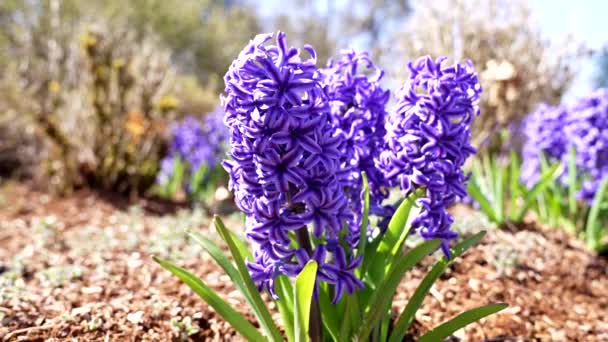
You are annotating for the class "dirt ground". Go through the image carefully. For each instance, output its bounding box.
[0,183,606,341]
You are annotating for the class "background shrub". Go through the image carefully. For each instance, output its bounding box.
[395,0,589,148]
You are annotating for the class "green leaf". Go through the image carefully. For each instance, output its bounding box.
[294,261,318,342]
[188,230,248,293]
[190,164,208,197]
[384,191,421,253]
[228,229,253,260]
[339,295,352,339]
[188,231,271,334]
[467,178,499,223]
[493,158,505,222]
[357,172,370,259]
[586,176,608,251]
[417,303,508,342]
[480,154,494,196]
[357,239,442,340]
[337,292,361,339]
[508,151,522,220]
[167,156,185,197]
[317,283,340,341]
[370,190,422,282]
[153,257,265,341]
[389,232,486,342]
[471,158,489,195]
[275,275,295,342]
[567,146,578,217]
[213,216,283,342]
[514,163,561,222]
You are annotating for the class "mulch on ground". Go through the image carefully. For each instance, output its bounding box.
[0,183,606,341]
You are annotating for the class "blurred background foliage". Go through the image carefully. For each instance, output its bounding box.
[0,0,602,197]
[396,0,590,148]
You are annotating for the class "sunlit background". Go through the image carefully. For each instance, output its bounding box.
[1,0,607,195]
[2,1,608,340]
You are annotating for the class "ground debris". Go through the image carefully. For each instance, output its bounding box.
[1,184,607,341]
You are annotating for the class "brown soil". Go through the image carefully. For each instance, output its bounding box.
[0,183,606,341]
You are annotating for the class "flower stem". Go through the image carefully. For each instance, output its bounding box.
[295,227,323,342]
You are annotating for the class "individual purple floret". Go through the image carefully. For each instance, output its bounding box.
[376,56,482,256]
[221,31,362,301]
[321,49,393,239]
[522,89,608,202]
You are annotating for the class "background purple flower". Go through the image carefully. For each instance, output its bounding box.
[522,89,608,202]
[157,109,228,191]
[520,104,569,188]
[376,56,482,256]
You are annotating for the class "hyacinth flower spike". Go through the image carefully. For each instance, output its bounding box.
[377,55,481,257]
[155,33,507,342]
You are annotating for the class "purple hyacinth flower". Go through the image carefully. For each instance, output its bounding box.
[376,56,482,257]
[222,31,358,297]
[157,109,228,192]
[321,49,393,237]
[522,89,608,203]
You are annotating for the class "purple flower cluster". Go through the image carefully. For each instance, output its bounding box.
[376,56,482,256]
[157,110,227,187]
[321,50,393,233]
[522,89,608,202]
[221,32,362,302]
[520,104,569,188]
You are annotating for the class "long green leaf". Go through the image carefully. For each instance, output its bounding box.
[567,146,578,217]
[339,295,352,338]
[417,303,508,342]
[480,155,493,196]
[357,239,441,340]
[188,231,251,298]
[357,172,370,258]
[467,179,498,223]
[586,177,608,251]
[370,190,421,282]
[381,195,416,253]
[229,229,253,260]
[153,257,265,341]
[515,163,561,222]
[294,261,318,342]
[275,276,295,342]
[493,158,505,222]
[188,230,274,338]
[338,292,361,339]
[317,283,340,341]
[190,164,208,198]
[214,216,283,342]
[508,151,522,221]
[388,232,486,342]
[537,154,563,224]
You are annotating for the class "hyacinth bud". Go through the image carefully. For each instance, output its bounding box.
[221,32,362,302]
[376,56,482,256]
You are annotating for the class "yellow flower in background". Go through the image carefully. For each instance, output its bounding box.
[125,110,146,145]
[79,31,97,49]
[48,81,61,94]
[112,58,126,69]
[156,95,178,111]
